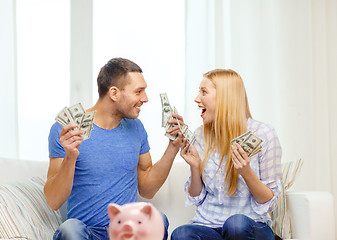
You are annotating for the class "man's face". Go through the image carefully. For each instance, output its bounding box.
[117,72,148,119]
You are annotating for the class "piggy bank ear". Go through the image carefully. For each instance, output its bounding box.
[140,204,153,219]
[108,203,121,220]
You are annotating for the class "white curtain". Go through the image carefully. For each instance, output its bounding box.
[185,0,337,233]
[0,0,18,159]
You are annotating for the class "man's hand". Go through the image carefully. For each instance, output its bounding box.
[166,113,185,149]
[59,123,84,160]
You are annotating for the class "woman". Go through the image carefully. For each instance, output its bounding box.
[171,69,282,240]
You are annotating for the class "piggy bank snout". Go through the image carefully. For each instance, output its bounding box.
[121,222,134,232]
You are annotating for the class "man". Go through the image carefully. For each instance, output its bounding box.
[44,58,183,240]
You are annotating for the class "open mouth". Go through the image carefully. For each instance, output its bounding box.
[200,106,206,117]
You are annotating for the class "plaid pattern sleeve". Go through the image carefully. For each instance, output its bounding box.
[251,121,283,215]
[185,126,207,207]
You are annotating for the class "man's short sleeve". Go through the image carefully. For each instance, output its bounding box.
[136,119,150,155]
[48,122,66,158]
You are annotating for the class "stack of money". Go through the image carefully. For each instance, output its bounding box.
[55,103,96,140]
[160,93,196,146]
[231,131,263,157]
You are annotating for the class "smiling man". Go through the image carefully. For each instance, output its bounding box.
[44,58,183,240]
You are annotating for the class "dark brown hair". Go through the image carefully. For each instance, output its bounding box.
[97,58,143,97]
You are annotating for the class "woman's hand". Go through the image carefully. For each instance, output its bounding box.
[180,138,200,170]
[231,143,251,176]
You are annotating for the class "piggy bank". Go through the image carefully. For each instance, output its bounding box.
[108,202,164,240]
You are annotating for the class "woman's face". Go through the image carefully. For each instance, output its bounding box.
[194,78,217,124]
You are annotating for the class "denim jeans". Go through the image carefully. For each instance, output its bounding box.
[171,214,275,240]
[54,213,169,240]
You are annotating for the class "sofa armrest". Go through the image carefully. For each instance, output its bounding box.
[286,191,336,240]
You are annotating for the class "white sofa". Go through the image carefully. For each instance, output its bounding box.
[0,157,336,240]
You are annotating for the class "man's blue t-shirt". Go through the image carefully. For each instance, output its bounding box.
[48,118,150,227]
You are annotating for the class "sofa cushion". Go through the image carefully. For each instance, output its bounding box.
[271,158,303,239]
[0,177,62,240]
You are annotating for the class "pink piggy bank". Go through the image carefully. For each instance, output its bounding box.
[108,202,164,240]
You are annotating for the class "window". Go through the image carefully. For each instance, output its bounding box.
[16,0,70,161]
[4,0,185,162]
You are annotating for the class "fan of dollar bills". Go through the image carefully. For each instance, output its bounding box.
[55,103,96,140]
[231,131,263,157]
[160,93,196,146]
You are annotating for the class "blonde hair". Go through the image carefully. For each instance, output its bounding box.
[200,69,252,195]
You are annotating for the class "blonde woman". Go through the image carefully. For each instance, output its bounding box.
[171,69,282,240]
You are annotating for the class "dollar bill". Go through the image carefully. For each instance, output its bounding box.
[164,107,178,141]
[181,125,196,146]
[244,133,263,156]
[55,107,74,126]
[160,93,173,127]
[231,131,251,146]
[161,94,179,140]
[68,102,86,126]
[180,124,196,152]
[79,111,96,140]
[249,145,262,157]
[231,131,263,157]
[55,103,95,140]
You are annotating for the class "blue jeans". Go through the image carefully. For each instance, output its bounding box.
[54,213,169,240]
[171,214,275,240]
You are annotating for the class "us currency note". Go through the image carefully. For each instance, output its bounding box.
[181,125,196,146]
[231,131,263,157]
[160,93,178,140]
[55,107,74,126]
[68,102,86,126]
[231,131,251,146]
[180,124,196,152]
[249,145,262,157]
[244,133,263,156]
[164,107,178,141]
[79,111,96,140]
[160,93,173,127]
